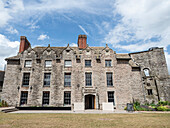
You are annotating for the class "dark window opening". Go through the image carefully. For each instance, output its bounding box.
[42,91,50,105]
[56,59,61,63]
[76,59,81,63]
[22,73,30,87]
[148,89,153,95]
[108,91,115,105]
[64,92,71,105]
[20,91,28,105]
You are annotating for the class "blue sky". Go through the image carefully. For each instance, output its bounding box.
[0,0,170,73]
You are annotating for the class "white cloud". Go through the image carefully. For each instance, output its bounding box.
[6,26,18,34]
[70,43,77,47]
[78,25,89,36]
[0,0,24,27]
[165,52,170,74]
[104,0,170,73]
[38,34,49,40]
[0,34,20,70]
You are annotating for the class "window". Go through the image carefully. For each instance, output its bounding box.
[108,92,115,105]
[56,59,61,63]
[64,73,71,86]
[45,60,52,67]
[147,89,153,95]
[44,73,51,86]
[85,72,92,86]
[65,60,72,67]
[85,60,91,67]
[20,91,28,105]
[76,59,81,63]
[42,91,50,105]
[107,73,113,86]
[144,68,150,76]
[105,60,112,67]
[64,92,71,105]
[22,73,30,86]
[25,60,32,67]
[0,81,3,92]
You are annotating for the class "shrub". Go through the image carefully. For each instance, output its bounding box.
[124,106,127,110]
[0,100,8,107]
[157,105,168,111]
[158,101,169,106]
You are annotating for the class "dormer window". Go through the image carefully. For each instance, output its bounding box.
[45,60,52,67]
[25,60,32,67]
[144,68,150,76]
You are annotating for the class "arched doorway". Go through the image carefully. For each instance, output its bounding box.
[85,95,95,109]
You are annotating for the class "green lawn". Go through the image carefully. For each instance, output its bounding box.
[0,112,170,128]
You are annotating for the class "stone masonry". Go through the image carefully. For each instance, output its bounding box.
[1,35,170,110]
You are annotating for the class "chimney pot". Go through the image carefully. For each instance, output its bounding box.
[19,36,31,53]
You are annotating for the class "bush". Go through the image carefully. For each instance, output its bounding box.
[0,100,8,107]
[156,105,168,111]
[158,101,169,106]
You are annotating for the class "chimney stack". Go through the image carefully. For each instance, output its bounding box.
[19,36,31,53]
[78,35,87,49]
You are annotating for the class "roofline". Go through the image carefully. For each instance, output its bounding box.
[129,47,164,55]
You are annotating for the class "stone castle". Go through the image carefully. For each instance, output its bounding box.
[1,35,170,110]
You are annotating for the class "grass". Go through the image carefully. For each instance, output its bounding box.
[0,112,170,128]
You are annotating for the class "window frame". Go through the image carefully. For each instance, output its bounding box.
[64,73,71,87]
[64,91,71,105]
[25,60,32,67]
[44,73,51,86]
[105,60,112,67]
[42,91,50,105]
[108,91,115,105]
[22,73,30,87]
[20,91,28,105]
[45,60,52,68]
[85,60,92,67]
[106,72,113,86]
[144,68,150,76]
[64,60,72,67]
[85,72,92,86]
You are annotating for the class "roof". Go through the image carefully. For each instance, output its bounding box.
[129,60,140,68]
[116,54,131,60]
[5,55,20,61]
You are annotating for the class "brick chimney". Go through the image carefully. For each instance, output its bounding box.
[78,35,87,49]
[19,36,31,53]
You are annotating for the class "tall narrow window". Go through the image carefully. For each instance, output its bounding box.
[147,89,153,95]
[64,92,71,105]
[22,73,30,87]
[106,73,113,86]
[20,91,28,105]
[85,60,91,67]
[108,91,115,105]
[105,60,112,67]
[42,91,50,105]
[44,73,51,86]
[25,60,32,67]
[64,73,71,87]
[65,60,72,67]
[85,72,92,86]
[144,68,150,76]
[45,60,52,67]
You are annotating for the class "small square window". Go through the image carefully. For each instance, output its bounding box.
[45,60,52,67]
[25,60,32,67]
[147,89,153,95]
[56,59,61,63]
[76,59,81,63]
[65,60,72,67]
[105,60,112,67]
[85,60,91,67]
